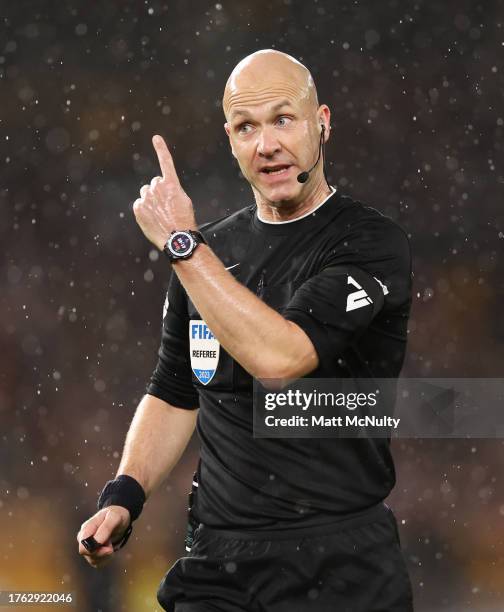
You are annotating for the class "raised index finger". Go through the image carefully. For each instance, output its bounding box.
[152,135,177,180]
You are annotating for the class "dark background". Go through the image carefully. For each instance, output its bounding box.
[1,1,503,610]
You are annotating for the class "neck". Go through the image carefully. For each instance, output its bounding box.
[254,176,333,223]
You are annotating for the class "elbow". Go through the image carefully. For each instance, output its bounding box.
[253,353,319,391]
[254,363,294,389]
[247,321,319,388]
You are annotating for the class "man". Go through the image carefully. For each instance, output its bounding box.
[77,49,414,611]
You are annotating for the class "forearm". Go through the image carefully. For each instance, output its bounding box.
[131,135,316,380]
[116,394,198,498]
[173,245,318,379]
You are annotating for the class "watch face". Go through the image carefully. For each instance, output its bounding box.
[167,231,194,257]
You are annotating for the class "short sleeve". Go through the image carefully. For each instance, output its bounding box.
[283,265,387,367]
[146,274,199,409]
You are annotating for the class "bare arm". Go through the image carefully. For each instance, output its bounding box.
[116,393,198,498]
[77,394,196,567]
[173,247,318,380]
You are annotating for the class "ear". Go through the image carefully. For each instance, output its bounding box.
[224,122,237,159]
[317,105,331,143]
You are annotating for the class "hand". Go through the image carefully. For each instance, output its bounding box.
[77,505,131,569]
[132,135,197,251]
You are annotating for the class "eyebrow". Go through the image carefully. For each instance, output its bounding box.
[230,100,293,121]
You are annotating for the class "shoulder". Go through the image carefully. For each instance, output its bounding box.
[333,193,411,264]
[324,193,412,306]
[198,204,255,238]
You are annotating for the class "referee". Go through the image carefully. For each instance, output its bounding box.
[77,49,414,611]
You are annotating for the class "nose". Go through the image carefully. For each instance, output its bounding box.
[257,127,281,158]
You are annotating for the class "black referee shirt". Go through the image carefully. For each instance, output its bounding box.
[146,188,412,529]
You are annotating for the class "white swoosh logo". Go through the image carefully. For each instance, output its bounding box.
[225,263,240,271]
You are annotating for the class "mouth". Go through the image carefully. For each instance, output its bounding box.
[259,164,292,180]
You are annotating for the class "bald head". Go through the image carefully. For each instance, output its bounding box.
[221,49,331,210]
[223,49,319,120]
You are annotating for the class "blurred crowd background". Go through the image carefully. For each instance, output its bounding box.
[1,0,503,610]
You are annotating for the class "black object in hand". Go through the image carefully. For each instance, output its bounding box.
[81,536,102,553]
[81,523,133,553]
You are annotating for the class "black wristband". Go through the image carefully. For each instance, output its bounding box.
[97,474,146,522]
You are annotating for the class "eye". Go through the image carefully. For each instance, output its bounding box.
[277,116,292,127]
[237,123,253,134]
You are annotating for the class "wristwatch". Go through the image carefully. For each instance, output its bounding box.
[163,230,206,262]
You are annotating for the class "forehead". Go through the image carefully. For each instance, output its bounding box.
[225,83,310,122]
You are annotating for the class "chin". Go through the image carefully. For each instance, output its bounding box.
[261,181,302,204]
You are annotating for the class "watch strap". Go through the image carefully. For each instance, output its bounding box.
[190,230,206,244]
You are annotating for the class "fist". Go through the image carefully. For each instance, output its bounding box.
[77,505,131,569]
[133,135,197,251]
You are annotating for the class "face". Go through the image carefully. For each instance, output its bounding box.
[224,92,325,205]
